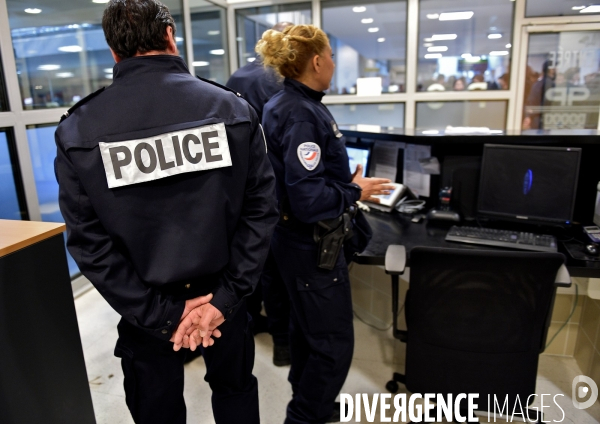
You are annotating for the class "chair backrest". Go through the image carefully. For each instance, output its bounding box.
[404,246,565,412]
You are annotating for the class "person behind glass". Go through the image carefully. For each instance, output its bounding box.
[226,21,294,367]
[257,25,393,424]
[54,1,278,423]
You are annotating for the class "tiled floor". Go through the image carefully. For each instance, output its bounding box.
[76,287,600,424]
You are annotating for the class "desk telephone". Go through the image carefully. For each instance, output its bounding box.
[366,183,419,213]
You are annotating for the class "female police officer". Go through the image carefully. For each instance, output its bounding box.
[257,25,392,424]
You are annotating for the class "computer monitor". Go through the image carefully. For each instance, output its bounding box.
[477,144,581,225]
[346,144,371,177]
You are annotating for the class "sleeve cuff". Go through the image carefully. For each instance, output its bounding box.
[211,286,240,319]
[150,299,186,341]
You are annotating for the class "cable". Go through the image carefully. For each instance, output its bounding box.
[395,198,426,214]
[545,283,578,349]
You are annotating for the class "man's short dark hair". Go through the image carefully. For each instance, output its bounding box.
[102,0,176,59]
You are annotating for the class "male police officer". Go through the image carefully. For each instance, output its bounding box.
[55,1,278,423]
[226,21,293,367]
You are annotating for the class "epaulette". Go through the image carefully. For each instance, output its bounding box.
[196,75,243,99]
[60,87,106,122]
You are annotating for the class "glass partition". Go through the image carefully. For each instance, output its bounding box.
[417,0,514,92]
[235,3,312,68]
[416,100,507,131]
[190,0,229,84]
[526,1,600,18]
[328,102,404,127]
[322,0,407,94]
[0,129,26,220]
[7,0,185,109]
[522,31,600,130]
[27,124,79,277]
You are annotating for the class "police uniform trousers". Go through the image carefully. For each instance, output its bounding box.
[271,226,354,424]
[114,287,259,424]
[261,249,291,347]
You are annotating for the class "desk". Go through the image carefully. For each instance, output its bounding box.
[0,220,95,424]
[354,209,600,279]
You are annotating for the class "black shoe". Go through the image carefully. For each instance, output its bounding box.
[327,402,347,423]
[252,315,269,335]
[273,344,291,366]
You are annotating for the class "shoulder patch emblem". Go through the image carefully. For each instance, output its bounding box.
[297,142,321,171]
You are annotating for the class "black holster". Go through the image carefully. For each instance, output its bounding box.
[313,208,356,270]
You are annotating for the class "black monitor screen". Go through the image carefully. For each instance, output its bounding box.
[477,144,581,225]
[346,145,371,177]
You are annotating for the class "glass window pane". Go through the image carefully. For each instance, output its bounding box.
[0,129,25,220]
[418,0,514,92]
[27,124,79,277]
[190,1,229,85]
[416,101,507,131]
[526,1,600,18]
[522,31,600,130]
[7,0,185,110]
[329,103,404,127]
[322,0,407,94]
[235,3,312,68]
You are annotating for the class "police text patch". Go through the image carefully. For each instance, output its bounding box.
[297,142,321,171]
[99,123,232,188]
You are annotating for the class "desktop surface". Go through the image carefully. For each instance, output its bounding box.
[354,209,600,279]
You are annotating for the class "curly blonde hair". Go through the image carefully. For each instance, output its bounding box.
[255,24,329,79]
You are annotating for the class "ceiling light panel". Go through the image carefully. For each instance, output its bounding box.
[439,11,474,21]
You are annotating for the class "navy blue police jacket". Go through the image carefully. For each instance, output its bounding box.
[262,78,361,228]
[226,57,282,122]
[55,55,278,340]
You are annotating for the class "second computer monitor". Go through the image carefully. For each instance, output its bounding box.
[346,144,371,177]
[477,144,581,225]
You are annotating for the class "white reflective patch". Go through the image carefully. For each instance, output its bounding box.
[297,142,321,171]
[331,121,343,138]
[99,123,232,188]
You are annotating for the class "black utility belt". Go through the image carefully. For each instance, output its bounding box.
[280,206,357,271]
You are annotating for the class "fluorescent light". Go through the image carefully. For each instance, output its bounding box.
[488,33,502,39]
[506,43,512,48]
[461,53,472,58]
[426,13,439,19]
[193,61,210,67]
[378,38,385,43]
[431,34,457,41]
[490,51,509,56]
[465,56,481,62]
[439,11,474,21]
[208,30,220,35]
[422,130,440,135]
[38,64,60,71]
[175,37,183,42]
[580,5,600,13]
[423,43,434,47]
[427,46,448,52]
[104,68,113,73]
[209,49,225,55]
[352,6,366,13]
[24,8,42,13]
[58,45,82,52]
[424,53,442,59]
[361,18,374,24]
[368,27,379,33]
[105,74,113,79]
[424,38,434,42]
[56,72,74,78]
[92,0,109,3]
[572,6,586,10]
[247,57,256,62]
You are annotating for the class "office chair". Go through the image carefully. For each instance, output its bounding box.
[384,246,567,423]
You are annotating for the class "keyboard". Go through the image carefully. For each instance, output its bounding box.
[445,226,558,253]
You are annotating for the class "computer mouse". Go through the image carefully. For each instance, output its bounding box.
[585,243,600,256]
